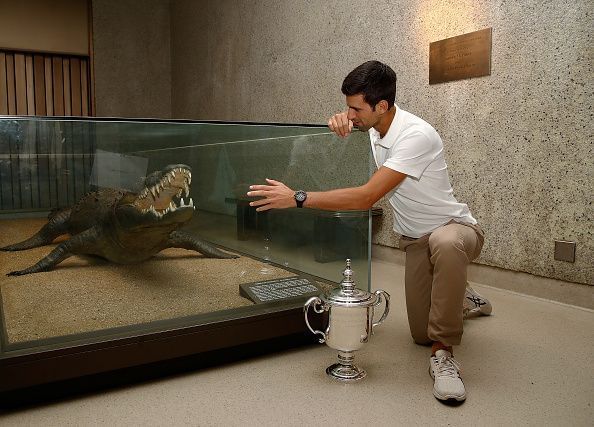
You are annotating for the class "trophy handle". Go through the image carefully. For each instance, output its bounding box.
[372,290,390,328]
[304,296,327,343]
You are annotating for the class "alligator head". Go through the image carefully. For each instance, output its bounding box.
[115,164,195,231]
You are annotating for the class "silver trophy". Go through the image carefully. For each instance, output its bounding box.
[304,259,390,381]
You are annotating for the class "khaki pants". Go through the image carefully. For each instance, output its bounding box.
[399,221,484,347]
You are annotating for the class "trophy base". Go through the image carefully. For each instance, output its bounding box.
[326,363,367,382]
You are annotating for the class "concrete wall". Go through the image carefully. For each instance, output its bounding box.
[168,0,593,286]
[92,0,172,118]
[92,0,593,286]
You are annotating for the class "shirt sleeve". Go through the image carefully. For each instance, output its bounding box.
[382,129,440,179]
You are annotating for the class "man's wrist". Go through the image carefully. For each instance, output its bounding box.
[294,190,307,208]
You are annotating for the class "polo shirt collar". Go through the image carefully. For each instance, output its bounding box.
[372,105,401,149]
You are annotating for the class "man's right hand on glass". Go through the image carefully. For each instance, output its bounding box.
[327,112,353,137]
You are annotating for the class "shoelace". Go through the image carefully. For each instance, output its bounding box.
[466,295,487,308]
[466,287,486,305]
[434,354,461,378]
[463,289,487,315]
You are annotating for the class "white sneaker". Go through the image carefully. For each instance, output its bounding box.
[463,286,493,318]
[429,350,466,402]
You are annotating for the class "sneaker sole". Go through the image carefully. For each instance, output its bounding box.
[429,366,467,402]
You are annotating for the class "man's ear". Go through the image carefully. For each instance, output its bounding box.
[376,100,389,114]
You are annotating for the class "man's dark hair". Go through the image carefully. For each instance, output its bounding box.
[341,60,397,109]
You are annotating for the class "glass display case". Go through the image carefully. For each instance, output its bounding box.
[0,117,374,392]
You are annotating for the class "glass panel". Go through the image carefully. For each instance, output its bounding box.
[0,117,373,357]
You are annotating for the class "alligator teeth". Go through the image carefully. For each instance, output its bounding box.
[169,201,176,211]
[149,206,158,216]
[189,198,194,207]
[188,172,191,185]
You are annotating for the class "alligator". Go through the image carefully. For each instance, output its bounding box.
[2,164,237,276]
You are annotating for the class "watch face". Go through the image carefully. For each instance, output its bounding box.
[295,190,307,202]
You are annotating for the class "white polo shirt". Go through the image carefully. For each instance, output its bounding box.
[369,106,476,238]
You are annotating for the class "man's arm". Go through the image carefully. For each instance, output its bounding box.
[247,166,406,212]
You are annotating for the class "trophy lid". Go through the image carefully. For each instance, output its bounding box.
[323,259,378,306]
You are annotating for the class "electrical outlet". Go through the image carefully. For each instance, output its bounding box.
[554,240,576,263]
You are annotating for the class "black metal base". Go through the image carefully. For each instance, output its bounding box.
[0,305,327,399]
[0,331,317,411]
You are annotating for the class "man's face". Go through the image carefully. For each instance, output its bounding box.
[346,94,380,132]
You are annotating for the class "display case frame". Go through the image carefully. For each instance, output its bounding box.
[0,116,374,393]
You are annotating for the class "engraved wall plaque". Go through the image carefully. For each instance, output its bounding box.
[429,28,492,84]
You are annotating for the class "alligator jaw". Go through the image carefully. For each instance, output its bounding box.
[133,166,194,219]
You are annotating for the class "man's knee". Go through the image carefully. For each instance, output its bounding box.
[429,225,458,245]
[429,225,468,258]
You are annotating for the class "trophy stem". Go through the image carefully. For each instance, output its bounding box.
[326,350,366,382]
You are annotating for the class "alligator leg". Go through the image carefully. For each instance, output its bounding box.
[1,208,72,251]
[167,230,238,259]
[7,227,99,276]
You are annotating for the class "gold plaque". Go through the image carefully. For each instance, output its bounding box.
[429,28,492,84]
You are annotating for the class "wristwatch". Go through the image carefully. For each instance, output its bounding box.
[294,190,307,208]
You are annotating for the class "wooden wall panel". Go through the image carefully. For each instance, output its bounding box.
[5,54,16,114]
[0,50,91,117]
[62,58,71,115]
[52,56,64,115]
[44,56,53,115]
[25,55,35,115]
[70,58,81,116]
[80,59,88,116]
[33,55,46,115]
[0,53,7,115]
[14,53,27,115]
[0,50,94,212]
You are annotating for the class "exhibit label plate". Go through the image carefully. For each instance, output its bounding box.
[239,276,322,304]
[429,28,492,84]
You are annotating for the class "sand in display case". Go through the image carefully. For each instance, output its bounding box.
[0,117,374,391]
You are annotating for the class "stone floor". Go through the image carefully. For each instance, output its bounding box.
[1,258,592,426]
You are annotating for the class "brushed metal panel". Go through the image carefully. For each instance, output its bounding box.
[554,240,576,263]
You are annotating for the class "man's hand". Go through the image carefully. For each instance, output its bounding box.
[328,112,353,137]
[247,179,296,212]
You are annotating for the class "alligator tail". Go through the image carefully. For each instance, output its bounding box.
[1,208,72,251]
